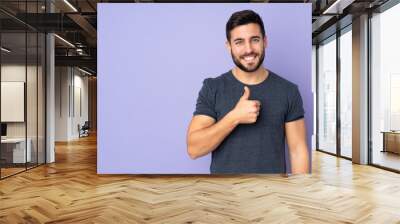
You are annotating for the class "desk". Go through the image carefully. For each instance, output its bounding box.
[381,131,400,154]
[1,138,31,163]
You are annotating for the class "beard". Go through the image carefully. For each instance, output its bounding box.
[231,49,265,73]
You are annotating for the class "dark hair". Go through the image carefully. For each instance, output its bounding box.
[226,10,265,41]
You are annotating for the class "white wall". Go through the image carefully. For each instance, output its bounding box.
[72,72,89,138]
[55,66,69,141]
[1,65,26,132]
[1,63,46,164]
[312,45,316,150]
[55,67,89,141]
[1,64,40,137]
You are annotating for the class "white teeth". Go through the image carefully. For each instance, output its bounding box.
[244,56,255,61]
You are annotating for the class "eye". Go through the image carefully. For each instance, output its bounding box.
[252,38,260,43]
[235,40,243,45]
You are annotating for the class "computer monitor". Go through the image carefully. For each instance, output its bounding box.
[1,123,7,137]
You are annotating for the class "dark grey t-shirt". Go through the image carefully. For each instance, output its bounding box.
[193,70,304,174]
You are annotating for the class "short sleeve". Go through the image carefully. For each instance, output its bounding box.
[193,78,217,120]
[285,86,305,122]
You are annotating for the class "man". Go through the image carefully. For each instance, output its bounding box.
[186,10,309,174]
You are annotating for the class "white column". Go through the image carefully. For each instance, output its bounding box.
[352,14,369,164]
[46,1,55,163]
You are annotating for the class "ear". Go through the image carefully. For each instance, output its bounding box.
[263,36,268,49]
[225,40,231,52]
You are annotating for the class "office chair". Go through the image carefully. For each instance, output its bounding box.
[79,121,90,138]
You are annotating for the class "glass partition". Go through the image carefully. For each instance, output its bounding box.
[317,35,337,155]
[0,1,46,179]
[27,31,38,169]
[1,31,28,177]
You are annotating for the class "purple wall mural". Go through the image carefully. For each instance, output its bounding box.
[98,3,312,174]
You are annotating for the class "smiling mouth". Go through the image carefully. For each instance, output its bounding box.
[242,54,257,63]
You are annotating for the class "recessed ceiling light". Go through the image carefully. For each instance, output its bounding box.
[322,0,354,15]
[63,0,78,12]
[54,34,75,48]
[78,67,93,76]
[1,47,11,53]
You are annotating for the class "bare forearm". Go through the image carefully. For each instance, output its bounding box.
[290,143,309,174]
[187,112,238,159]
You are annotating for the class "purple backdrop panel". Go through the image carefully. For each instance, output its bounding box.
[98,3,312,174]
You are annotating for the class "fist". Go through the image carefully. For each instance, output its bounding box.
[231,86,261,124]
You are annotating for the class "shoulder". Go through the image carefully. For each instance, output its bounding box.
[202,71,231,90]
[268,71,299,90]
[268,71,302,101]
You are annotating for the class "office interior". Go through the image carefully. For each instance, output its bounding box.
[0,0,399,222]
[0,0,97,179]
[313,0,400,172]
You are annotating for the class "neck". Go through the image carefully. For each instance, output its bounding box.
[232,66,269,85]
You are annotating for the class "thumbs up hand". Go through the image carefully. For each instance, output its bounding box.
[231,86,261,124]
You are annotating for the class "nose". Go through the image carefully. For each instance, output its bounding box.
[244,41,254,54]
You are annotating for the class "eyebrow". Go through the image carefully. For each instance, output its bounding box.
[233,38,244,42]
[233,36,261,42]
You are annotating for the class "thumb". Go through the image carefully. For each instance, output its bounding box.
[241,86,250,100]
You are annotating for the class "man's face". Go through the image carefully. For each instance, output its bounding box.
[226,23,267,73]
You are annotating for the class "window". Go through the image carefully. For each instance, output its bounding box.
[339,27,352,158]
[318,35,337,154]
[371,2,400,171]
